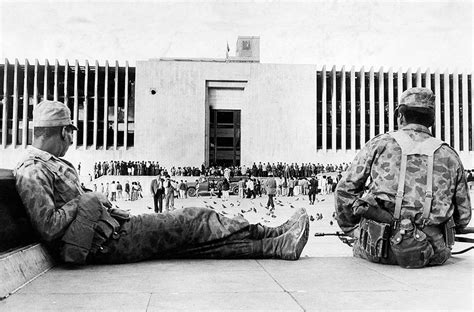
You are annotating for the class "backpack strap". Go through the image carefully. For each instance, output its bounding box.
[389,131,445,224]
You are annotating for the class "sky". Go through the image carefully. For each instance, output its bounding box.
[0,0,472,71]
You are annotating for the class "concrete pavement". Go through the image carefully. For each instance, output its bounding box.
[1,193,473,311]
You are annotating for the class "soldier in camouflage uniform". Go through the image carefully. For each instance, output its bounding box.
[335,87,471,267]
[14,100,310,264]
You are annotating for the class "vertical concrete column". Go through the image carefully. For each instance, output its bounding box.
[461,73,468,151]
[2,59,9,148]
[54,60,59,101]
[416,68,422,87]
[93,61,99,149]
[434,70,441,139]
[44,59,49,100]
[369,67,375,139]
[64,60,69,108]
[315,66,318,150]
[22,59,29,148]
[124,61,129,149]
[12,59,19,147]
[322,66,327,152]
[73,60,79,149]
[341,66,346,151]
[471,72,474,151]
[350,67,356,151]
[397,68,403,103]
[104,61,109,149]
[33,60,39,106]
[452,71,460,151]
[378,67,384,134]
[425,69,431,90]
[406,68,412,89]
[83,61,89,149]
[388,68,394,132]
[331,66,337,150]
[359,67,366,146]
[114,61,119,150]
[443,70,451,146]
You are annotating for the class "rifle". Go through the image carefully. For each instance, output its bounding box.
[314,227,474,254]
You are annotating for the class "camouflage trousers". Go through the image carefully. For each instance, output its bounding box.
[89,207,261,264]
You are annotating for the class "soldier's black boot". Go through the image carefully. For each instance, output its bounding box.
[251,208,308,239]
[259,212,310,260]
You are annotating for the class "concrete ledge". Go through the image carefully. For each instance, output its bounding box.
[0,244,55,300]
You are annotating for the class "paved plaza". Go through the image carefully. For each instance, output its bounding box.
[1,192,473,311]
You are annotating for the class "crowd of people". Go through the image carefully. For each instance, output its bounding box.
[93,160,350,179]
[91,180,144,202]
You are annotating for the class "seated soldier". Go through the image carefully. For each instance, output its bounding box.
[335,88,471,268]
[14,100,310,265]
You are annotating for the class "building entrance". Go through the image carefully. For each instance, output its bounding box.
[209,109,241,167]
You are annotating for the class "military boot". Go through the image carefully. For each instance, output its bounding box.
[260,212,310,260]
[251,208,307,239]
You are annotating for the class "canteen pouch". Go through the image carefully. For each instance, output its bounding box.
[359,218,391,259]
[390,219,434,269]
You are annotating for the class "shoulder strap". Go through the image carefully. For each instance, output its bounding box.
[389,131,445,222]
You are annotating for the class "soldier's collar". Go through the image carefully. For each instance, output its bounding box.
[400,123,432,135]
[27,146,55,161]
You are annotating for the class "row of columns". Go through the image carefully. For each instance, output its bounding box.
[1,58,130,150]
[317,66,473,152]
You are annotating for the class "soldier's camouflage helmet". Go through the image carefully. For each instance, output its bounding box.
[396,87,435,113]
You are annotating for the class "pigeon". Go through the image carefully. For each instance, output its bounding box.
[271,214,277,218]
[290,205,295,209]
[222,204,227,209]
[221,210,228,215]
[237,213,245,218]
[264,219,271,223]
[330,220,334,226]
[260,203,264,207]
[230,203,234,207]
[203,201,208,204]
[147,206,152,210]
[295,198,299,201]
[253,207,257,213]
[213,201,218,204]
[310,215,315,222]
[241,209,246,213]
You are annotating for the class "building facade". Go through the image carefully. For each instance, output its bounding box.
[1,38,473,171]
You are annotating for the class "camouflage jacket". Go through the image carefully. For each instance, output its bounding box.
[335,124,471,234]
[14,147,84,243]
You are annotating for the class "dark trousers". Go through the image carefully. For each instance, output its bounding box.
[288,187,294,197]
[267,194,275,208]
[153,192,163,213]
[90,207,264,263]
[308,190,316,203]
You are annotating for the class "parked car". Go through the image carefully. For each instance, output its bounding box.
[185,176,246,197]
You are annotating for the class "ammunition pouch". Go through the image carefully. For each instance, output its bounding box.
[390,219,434,269]
[443,217,455,248]
[359,218,391,259]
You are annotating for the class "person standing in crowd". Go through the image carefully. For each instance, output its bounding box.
[110,181,117,201]
[209,179,216,198]
[194,179,200,198]
[238,178,246,199]
[335,87,471,268]
[288,177,295,197]
[222,178,230,201]
[105,182,110,200]
[164,175,175,212]
[150,175,164,213]
[116,181,123,200]
[179,180,187,199]
[246,178,254,199]
[265,172,277,209]
[124,181,130,201]
[308,174,318,205]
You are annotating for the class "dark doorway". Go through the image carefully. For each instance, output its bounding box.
[209,109,241,167]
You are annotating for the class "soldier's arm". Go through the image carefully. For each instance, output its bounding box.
[335,140,377,234]
[452,165,472,230]
[15,163,79,242]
